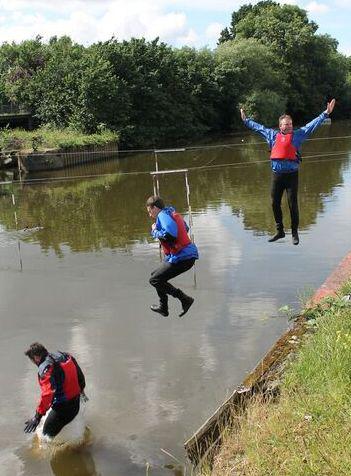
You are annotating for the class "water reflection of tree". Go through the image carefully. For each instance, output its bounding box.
[0,133,349,253]
[0,173,155,254]
[189,139,350,234]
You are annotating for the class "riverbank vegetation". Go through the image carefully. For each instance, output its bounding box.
[0,1,350,148]
[0,126,118,153]
[205,283,351,475]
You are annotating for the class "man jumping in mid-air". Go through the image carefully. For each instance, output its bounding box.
[146,195,198,317]
[241,98,336,245]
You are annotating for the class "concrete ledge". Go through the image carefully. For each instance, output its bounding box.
[22,142,119,172]
[310,252,351,303]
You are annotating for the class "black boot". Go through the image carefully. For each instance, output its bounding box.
[150,297,169,317]
[175,289,194,317]
[292,230,299,245]
[268,224,285,242]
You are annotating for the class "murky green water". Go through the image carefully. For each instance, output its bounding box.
[0,120,351,475]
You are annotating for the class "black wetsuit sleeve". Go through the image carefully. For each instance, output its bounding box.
[72,357,86,391]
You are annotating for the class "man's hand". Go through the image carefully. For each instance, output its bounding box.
[151,223,156,231]
[24,413,41,433]
[240,108,246,121]
[325,98,336,115]
[81,391,89,403]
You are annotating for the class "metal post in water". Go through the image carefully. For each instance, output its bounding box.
[153,148,186,196]
[11,193,23,272]
[184,172,193,239]
[152,172,162,262]
[184,171,196,287]
[17,153,22,183]
[153,150,160,195]
[152,174,157,197]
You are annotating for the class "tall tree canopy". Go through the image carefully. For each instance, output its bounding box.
[218,0,349,121]
[0,3,349,147]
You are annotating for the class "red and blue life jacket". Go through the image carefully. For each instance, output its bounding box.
[37,352,83,415]
[270,133,298,160]
[160,212,191,256]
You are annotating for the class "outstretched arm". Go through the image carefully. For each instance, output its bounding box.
[325,98,336,115]
[240,107,275,146]
[298,98,336,139]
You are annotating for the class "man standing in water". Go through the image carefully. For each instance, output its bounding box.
[24,342,86,437]
[240,98,336,245]
[146,195,198,317]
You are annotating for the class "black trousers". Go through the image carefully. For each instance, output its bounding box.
[150,258,195,302]
[271,171,299,232]
[43,396,80,437]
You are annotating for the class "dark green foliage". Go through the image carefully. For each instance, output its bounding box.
[218,0,350,122]
[0,2,349,148]
[96,39,219,146]
[214,38,286,129]
[241,90,287,126]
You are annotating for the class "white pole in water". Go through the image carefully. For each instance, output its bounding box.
[184,171,196,287]
[153,148,185,197]
[153,151,160,196]
[152,174,157,197]
[152,149,185,262]
[11,193,23,271]
[151,162,161,260]
[184,172,193,239]
[17,153,22,183]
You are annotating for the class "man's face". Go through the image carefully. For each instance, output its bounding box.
[279,118,293,134]
[31,355,41,366]
[147,205,159,219]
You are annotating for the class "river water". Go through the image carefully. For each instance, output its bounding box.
[0,120,351,475]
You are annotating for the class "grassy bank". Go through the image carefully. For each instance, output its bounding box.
[0,126,118,153]
[206,281,351,476]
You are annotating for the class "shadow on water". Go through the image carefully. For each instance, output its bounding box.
[50,447,98,476]
[15,439,188,476]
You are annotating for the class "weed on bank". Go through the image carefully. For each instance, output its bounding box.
[207,287,351,475]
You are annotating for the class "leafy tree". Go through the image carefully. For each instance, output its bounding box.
[67,47,122,133]
[100,38,219,146]
[219,1,317,47]
[341,56,351,117]
[31,37,84,126]
[97,37,177,146]
[172,47,220,135]
[218,1,349,121]
[0,12,348,149]
[218,2,268,44]
[240,90,287,125]
[214,38,285,129]
[0,36,46,108]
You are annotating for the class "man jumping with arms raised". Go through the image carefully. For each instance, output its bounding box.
[241,98,336,245]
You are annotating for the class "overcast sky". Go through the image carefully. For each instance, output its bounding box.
[0,0,349,56]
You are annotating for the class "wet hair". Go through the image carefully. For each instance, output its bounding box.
[146,195,165,209]
[24,342,48,360]
[279,114,293,125]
